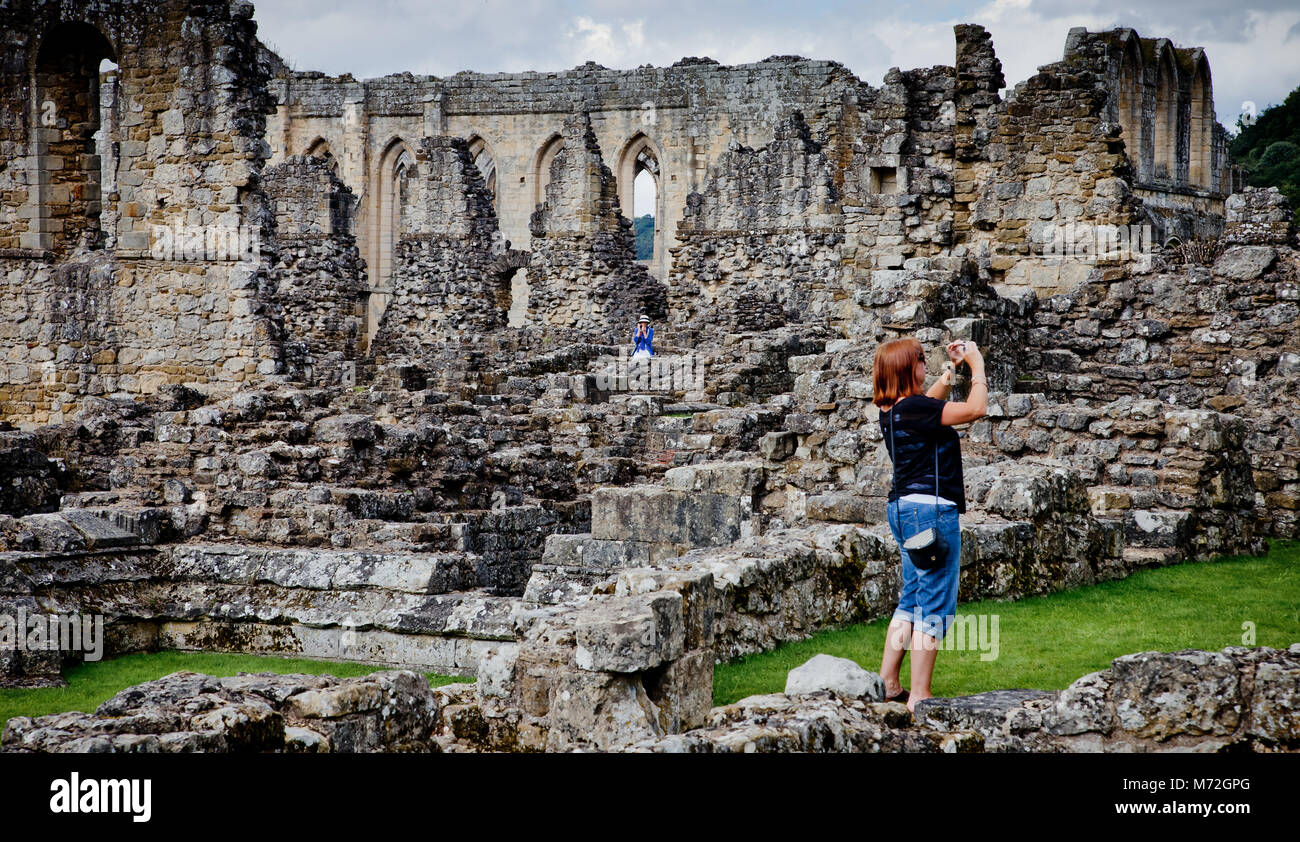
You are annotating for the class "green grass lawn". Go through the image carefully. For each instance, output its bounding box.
[0,651,471,733]
[713,540,1300,706]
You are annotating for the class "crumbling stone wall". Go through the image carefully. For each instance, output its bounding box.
[3,669,452,752]
[957,28,1145,295]
[0,0,287,425]
[1226,187,1295,246]
[264,155,367,385]
[527,114,667,333]
[266,56,862,308]
[670,112,843,333]
[8,641,1296,752]
[0,0,273,257]
[1014,224,1298,537]
[370,137,532,359]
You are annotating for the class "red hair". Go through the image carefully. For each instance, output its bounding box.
[872,338,924,409]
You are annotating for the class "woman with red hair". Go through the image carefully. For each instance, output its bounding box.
[873,337,987,712]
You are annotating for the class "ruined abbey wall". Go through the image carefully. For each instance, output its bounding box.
[0,3,1247,426]
[266,23,1238,347]
[2,2,1297,754]
[0,0,285,423]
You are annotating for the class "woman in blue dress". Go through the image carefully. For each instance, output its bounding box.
[632,315,654,359]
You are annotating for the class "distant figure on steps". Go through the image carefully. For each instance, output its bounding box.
[632,315,654,359]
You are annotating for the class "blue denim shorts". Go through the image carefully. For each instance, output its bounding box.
[887,497,962,640]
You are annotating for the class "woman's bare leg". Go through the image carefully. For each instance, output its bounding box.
[880,617,912,697]
[906,630,941,712]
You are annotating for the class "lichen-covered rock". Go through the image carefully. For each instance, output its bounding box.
[1,670,446,754]
[785,654,886,701]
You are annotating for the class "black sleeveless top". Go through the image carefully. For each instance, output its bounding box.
[879,394,966,513]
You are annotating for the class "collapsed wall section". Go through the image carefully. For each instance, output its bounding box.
[264,155,367,385]
[527,113,667,334]
[957,27,1145,295]
[0,0,284,426]
[669,112,844,334]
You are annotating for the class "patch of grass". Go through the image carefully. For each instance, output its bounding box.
[713,541,1300,706]
[0,651,471,733]
[661,411,694,418]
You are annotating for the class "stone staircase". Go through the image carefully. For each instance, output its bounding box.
[523,461,767,604]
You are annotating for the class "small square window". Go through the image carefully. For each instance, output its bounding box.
[870,166,899,194]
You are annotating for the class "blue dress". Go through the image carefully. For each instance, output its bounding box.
[633,326,654,357]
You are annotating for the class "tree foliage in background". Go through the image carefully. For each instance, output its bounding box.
[1231,85,1300,219]
[634,214,654,260]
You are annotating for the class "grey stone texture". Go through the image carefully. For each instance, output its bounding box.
[0,2,1295,753]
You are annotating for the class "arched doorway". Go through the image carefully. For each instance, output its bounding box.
[367,138,416,342]
[1114,36,1147,183]
[533,134,564,209]
[467,135,498,210]
[617,133,664,275]
[29,22,118,254]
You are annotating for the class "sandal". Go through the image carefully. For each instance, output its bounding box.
[885,689,909,704]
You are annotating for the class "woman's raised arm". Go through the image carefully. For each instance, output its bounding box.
[940,341,988,426]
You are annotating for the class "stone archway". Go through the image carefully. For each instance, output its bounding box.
[533,133,564,209]
[1151,44,1180,186]
[26,22,118,255]
[1189,56,1213,191]
[367,137,417,341]
[616,133,665,277]
[488,248,532,327]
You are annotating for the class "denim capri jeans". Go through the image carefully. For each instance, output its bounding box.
[887,497,962,641]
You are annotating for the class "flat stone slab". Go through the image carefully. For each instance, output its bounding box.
[165,545,479,594]
[785,653,885,701]
[591,486,745,547]
[914,689,1057,735]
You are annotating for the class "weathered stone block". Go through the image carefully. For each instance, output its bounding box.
[785,654,886,701]
[573,591,685,673]
[590,486,744,547]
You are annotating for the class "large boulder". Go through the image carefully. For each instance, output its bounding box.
[1212,245,1276,281]
[785,653,886,701]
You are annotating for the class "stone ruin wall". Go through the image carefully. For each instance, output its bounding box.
[0,0,284,424]
[526,113,667,334]
[0,2,1297,752]
[266,56,861,335]
[0,7,1252,427]
[370,136,515,361]
[263,155,367,385]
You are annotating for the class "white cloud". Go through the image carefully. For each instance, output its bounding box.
[567,16,647,66]
[249,0,1300,128]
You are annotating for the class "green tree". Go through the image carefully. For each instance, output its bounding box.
[1230,86,1300,217]
[633,214,654,260]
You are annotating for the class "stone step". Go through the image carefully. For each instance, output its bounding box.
[165,544,480,595]
[12,510,142,553]
[590,484,754,548]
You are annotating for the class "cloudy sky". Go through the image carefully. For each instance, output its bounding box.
[251,0,1300,131]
